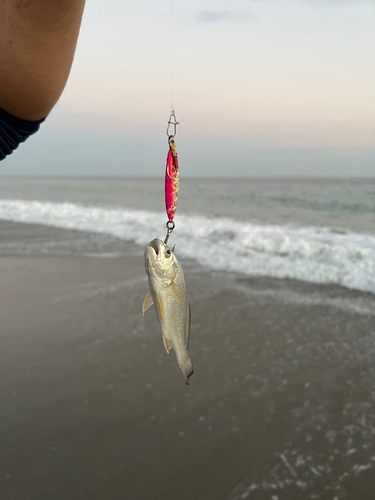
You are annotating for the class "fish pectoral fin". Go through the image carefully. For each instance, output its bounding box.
[162,334,172,354]
[185,301,191,348]
[154,293,165,319]
[142,290,154,316]
[169,281,181,301]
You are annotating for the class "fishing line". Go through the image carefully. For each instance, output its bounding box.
[171,0,174,110]
[164,0,179,245]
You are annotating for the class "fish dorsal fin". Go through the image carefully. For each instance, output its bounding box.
[142,290,154,316]
[185,301,191,348]
[162,334,172,354]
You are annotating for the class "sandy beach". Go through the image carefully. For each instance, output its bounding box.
[1,221,375,500]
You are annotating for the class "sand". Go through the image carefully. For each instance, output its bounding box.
[1,221,375,500]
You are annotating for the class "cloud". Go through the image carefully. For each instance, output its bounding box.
[304,0,370,5]
[196,9,253,24]
[196,10,232,23]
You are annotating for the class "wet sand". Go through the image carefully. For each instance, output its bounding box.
[1,221,375,500]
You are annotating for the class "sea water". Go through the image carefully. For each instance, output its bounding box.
[0,177,374,294]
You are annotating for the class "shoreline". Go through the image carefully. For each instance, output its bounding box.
[1,217,375,298]
[1,221,375,499]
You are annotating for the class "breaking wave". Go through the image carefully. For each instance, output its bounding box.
[1,199,374,294]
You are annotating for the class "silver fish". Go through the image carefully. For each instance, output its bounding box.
[143,238,193,385]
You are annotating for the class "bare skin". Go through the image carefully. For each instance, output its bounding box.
[0,0,86,121]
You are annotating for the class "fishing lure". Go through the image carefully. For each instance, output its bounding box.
[165,109,179,243]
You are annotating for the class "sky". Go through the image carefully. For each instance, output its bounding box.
[1,0,374,177]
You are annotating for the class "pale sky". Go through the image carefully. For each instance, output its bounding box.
[1,0,374,176]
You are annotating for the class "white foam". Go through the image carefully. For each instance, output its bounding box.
[1,199,374,294]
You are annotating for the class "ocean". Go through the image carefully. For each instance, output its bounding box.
[0,176,374,294]
[2,177,375,500]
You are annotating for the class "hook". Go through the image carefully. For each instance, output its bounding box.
[164,220,175,245]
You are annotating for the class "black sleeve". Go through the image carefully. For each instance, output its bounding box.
[0,106,46,161]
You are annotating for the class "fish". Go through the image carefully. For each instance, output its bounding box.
[143,238,193,385]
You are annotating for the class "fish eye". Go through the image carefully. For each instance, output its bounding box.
[165,249,172,258]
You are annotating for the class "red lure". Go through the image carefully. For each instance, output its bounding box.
[165,136,179,223]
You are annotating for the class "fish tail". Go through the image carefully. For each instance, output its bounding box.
[180,354,194,385]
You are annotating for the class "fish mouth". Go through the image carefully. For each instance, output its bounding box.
[148,239,162,256]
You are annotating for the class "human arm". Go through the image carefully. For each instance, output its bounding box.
[0,0,86,121]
